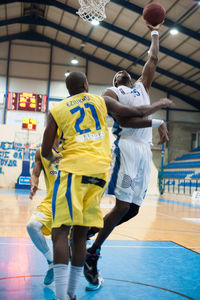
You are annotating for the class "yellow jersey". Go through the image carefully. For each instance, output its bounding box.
[50,92,111,175]
[40,147,59,202]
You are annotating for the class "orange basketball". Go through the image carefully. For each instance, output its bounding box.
[143,2,166,26]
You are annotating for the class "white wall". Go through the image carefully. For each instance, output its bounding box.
[6,111,45,127]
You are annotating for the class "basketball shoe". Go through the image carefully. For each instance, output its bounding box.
[44,262,54,285]
[84,249,101,285]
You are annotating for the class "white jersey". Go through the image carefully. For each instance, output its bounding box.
[110,81,152,145]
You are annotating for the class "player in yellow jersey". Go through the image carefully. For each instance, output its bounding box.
[41,71,173,300]
[26,136,61,285]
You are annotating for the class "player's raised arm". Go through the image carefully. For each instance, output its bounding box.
[29,149,42,200]
[41,113,60,165]
[103,95,174,119]
[138,22,163,93]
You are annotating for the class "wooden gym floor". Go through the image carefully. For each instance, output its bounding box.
[0,189,199,299]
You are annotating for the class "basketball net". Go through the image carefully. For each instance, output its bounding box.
[14,131,41,160]
[77,0,110,22]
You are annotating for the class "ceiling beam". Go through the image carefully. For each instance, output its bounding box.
[1,15,199,91]
[110,0,200,42]
[0,30,199,110]
[0,0,199,69]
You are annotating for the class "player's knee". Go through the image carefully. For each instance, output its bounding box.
[52,225,69,245]
[26,219,42,235]
[128,203,140,219]
[117,203,140,226]
[27,220,35,234]
[122,203,140,223]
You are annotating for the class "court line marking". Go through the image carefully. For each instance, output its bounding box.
[0,275,194,299]
[103,245,182,248]
[1,240,199,251]
[0,242,184,248]
[171,241,200,256]
[104,277,195,300]
[155,197,200,209]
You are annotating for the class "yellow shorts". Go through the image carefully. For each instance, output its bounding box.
[30,197,52,236]
[52,171,109,229]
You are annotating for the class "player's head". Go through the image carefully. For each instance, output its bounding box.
[66,71,88,95]
[113,70,132,87]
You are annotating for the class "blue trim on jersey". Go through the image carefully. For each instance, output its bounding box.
[52,147,59,154]
[65,173,73,220]
[107,121,121,195]
[60,131,64,140]
[52,170,61,220]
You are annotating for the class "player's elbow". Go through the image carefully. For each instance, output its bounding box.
[41,147,49,158]
[149,55,158,65]
[136,109,145,118]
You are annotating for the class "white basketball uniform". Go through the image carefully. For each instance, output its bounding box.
[107,81,152,206]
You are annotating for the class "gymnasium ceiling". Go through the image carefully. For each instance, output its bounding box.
[0,0,200,110]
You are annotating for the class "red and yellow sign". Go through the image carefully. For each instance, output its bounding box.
[22,118,37,130]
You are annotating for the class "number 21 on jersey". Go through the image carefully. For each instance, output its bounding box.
[70,103,101,134]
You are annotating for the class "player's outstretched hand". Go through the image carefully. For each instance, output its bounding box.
[48,154,62,168]
[29,176,39,200]
[159,98,175,108]
[158,122,169,145]
[146,21,164,31]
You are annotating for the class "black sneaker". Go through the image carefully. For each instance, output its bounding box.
[84,250,100,285]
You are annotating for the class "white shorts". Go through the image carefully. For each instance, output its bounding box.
[107,136,152,206]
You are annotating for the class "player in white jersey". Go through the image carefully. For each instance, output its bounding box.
[84,21,171,287]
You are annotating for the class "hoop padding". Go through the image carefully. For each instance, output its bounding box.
[77,0,110,22]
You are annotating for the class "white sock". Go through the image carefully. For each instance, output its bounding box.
[54,264,68,300]
[44,249,53,264]
[67,265,83,299]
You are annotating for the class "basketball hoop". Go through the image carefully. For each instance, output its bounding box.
[77,0,110,22]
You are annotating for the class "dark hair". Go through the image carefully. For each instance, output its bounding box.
[66,71,87,95]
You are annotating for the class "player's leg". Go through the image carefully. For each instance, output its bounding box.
[52,225,70,300]
[52,171,89,299]
[84,199,131,286]
[84,141,139,285]
[67,225,88,299]
[81,173,108,288]
[27,209,54,285]
[87,202,140,239]
[117,202,140,225]
[27,219,52,262]
[116,143,151,225]
[84,199,130,285]
[88,198,130,253]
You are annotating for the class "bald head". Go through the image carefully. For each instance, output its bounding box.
[66,71,88,95]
